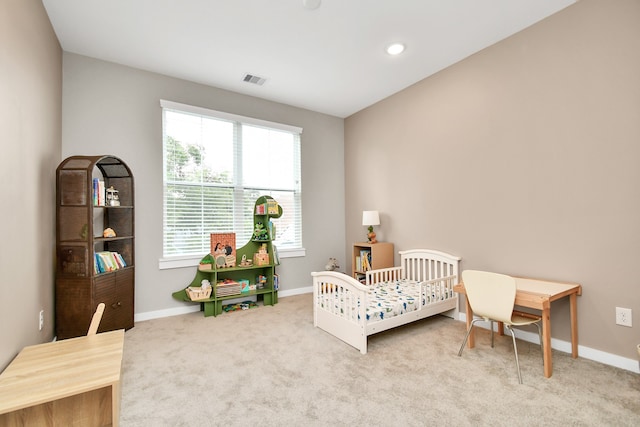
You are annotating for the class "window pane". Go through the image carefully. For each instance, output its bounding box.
[164,110,234,185]
[163,184,234,256]
[242,125,296,190]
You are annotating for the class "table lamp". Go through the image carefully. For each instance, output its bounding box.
[362,210,380,243]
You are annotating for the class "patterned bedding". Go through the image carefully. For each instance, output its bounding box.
[320,279,454,324]
[367,280,420,321]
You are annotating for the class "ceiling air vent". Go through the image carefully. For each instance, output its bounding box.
[242,73,266,86]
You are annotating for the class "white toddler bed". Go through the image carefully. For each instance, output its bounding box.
[312,249,461,354]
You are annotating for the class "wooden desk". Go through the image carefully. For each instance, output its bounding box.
[454,277,582,378]
[0,329,124,426]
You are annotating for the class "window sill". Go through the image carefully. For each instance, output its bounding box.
[158,247,306,270]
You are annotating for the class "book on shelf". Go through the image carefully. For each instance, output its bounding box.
[359,249,372,271]
[210,233,236,268]
[216,279,242,296]
[267,199,279,215]
[94,251,126,273]
[92,178,106,206]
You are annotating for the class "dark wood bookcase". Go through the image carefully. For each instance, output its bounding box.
[55,155,135,339]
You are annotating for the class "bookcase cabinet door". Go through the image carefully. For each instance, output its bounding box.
[94,268,134,333]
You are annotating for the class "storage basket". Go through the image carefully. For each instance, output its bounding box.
[185,286,212,301]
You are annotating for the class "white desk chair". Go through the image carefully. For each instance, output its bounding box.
[458,270,543,384]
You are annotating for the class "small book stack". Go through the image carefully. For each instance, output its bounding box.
[92,178,106,206]
[216,279,241,297]
[94,251,127,273]
[357,249,372,271]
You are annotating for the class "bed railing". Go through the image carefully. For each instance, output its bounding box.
[419,274,457,308]
[365,266,403,285]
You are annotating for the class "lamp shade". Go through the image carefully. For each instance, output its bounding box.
[362,210,380,226]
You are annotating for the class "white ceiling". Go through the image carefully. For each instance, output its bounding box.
[42,0,576,118]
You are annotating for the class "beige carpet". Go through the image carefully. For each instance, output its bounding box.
[121,294,640,426]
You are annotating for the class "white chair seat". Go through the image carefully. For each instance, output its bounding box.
[511,313,542,326]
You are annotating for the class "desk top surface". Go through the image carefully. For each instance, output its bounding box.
[0,329,124,414]
[513,277,581,296]
[455,276,582,298]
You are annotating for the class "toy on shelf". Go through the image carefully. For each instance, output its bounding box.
[254,243,269,266]
[253,222,269,241]
[239,254,253,267]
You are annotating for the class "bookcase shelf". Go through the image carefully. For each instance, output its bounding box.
[172,195,282,317]
[55,155,135,339]
[352,242,394,283]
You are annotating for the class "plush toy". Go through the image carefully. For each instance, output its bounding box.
[325,257,340,271]
[253,222,269,240]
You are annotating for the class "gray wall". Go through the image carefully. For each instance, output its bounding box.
[0,0,62,369]
[61,53,345,316]
[345,0,640,362]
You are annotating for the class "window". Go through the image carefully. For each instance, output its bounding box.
[160,100,303,268]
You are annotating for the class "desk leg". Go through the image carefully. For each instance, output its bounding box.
[464,296,475,348]
[542,302,552,378]
[570,293,579,358]
[113,381,121,427]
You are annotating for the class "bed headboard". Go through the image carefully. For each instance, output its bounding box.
[399,249,461,282]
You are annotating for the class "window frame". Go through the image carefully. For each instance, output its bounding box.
[158,100,305,270]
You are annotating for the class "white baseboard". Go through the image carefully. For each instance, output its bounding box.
[457,312,640,374]
[135,305,201,322]
[134,290,638,374]
[134,287,314,323]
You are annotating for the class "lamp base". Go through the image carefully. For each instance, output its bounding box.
[367,232,377,244]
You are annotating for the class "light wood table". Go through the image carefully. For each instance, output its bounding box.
[454,277,582,378]
[0,329,124,426]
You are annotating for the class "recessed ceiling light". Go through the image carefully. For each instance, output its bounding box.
[386,43,405,55]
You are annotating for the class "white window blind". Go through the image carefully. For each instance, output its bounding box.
[161,100,303,260]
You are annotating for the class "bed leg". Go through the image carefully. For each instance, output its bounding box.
[360,337,367,354]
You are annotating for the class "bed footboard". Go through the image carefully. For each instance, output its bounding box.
[312,271,369,354]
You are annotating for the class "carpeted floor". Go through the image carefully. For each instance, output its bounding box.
[120,294,640,426]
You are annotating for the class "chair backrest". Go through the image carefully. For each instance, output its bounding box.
[87,302,105,335]
[461,270,516,323]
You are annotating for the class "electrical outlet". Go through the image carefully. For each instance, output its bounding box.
[615,307,632,327]
[39,309,44,331]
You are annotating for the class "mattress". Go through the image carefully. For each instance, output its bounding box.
[366,280,420,321]
[319,279,453,324]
